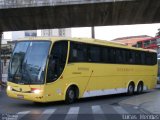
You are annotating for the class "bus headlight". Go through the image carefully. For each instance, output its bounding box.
[7,86,12,91]
[31,88,41,94]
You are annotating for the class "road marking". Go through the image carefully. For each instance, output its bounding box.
[64,107,79,120]
[113,106,128,114]
[92,105,104,114]
[92,105,106,120]
[39,109,56,120]
[17,111,30,120]
[42,109,56,114]
[67,107,80,114]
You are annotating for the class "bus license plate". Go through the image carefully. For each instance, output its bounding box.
[17,95,24,99]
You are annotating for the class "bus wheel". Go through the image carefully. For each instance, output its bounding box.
[137,82,143,94]
[127,82,135,95]
[65,87,77,104]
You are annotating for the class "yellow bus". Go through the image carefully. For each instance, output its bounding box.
[7,37,157,103]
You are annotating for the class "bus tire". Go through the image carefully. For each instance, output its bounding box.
[65,87,77,104]
[127,82,135,95]
[137,82,143,94]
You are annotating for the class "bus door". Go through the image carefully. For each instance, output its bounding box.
[45,41,68,101]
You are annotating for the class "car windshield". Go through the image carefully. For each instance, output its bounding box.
[8,41,50,84]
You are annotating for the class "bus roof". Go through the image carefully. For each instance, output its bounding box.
[18,36,157,53]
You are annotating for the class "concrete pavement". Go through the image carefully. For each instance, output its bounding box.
[120,85,160,114]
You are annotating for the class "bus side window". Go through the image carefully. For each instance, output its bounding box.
[125,50,130,64]
[141,52,146,65]
[47,41,68,83]
[88,45,101,62]
[125,50,134,64]
[69,42,87,62]
[145,52,157,65]
[101,47,108,63]
[151,53,157,65]
[116,49,124,64]
[135,52,140,64]
[146,53,151,65]
[108,48,116,63]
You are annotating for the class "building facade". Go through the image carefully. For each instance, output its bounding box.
[41,28,71,37]
[12,30,37,40]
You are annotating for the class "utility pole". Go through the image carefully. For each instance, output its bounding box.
[91,26,95,39]
[0,31,2,85]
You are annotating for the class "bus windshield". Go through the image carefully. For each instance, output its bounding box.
[8,41,50,84]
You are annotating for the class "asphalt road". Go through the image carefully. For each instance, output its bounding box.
[0,87,159,120]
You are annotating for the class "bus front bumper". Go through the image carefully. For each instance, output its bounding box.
[7,88,46,103]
